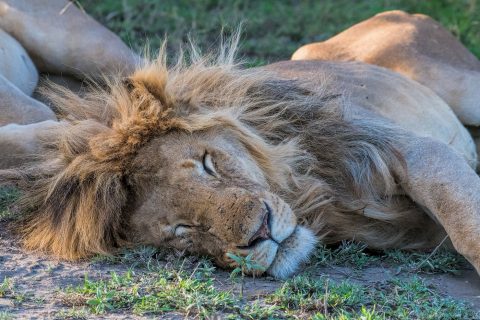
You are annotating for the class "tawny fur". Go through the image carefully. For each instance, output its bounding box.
[1,44,442,260]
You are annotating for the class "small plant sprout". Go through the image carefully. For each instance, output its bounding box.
[0,277,14,298]
[227,252,266,297]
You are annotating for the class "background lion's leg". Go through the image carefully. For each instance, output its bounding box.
[0,75,56,126]
[0,21,55,126]
[0,0,141,169]
[0,0,141,79]
[0,28,38,96]
[0,120,60,169]
[398,136,480,274]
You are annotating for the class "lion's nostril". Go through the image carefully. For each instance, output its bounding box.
[264,201,273,231]
[246,207,271,247]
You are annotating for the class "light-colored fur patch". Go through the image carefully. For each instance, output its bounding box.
[267,226,317,279]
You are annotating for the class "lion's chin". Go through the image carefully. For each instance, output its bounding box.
[266,226,317,279]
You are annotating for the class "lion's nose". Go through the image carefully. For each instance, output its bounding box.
[246,202,272,246]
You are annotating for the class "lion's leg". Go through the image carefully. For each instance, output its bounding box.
[0,120,60,169]
[0,21,55,125]
[397,136,480,274]
[466,127,480,172]
[412,64,480,126]
[0,75,56,126]
[0,28,38,96]
[0,0,141,78]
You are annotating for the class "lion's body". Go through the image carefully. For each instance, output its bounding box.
[1,7,480,278]
[262,59,479,249]
[292,10,480,126]
[266,60,477,168]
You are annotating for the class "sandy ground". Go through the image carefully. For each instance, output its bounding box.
[1,220,480,319]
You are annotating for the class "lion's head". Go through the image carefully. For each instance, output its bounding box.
[126,128,316,277]
[2,45,349,278]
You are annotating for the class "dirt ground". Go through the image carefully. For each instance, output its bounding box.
[1,219,480,319]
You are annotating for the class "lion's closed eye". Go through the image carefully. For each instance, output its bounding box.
[179,152,218,177]
[174,224,193,236]
[202,152,217,177]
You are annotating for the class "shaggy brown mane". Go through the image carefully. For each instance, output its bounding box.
[0,42,438,260]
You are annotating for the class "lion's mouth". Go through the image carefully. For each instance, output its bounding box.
[237,225,317,279]
[227,196,316,279]
[237,237,271,250]
[237,205,283,250]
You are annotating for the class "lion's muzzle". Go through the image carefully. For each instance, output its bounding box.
[225,192,317,278]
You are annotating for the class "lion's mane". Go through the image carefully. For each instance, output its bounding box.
[0,41,439,259]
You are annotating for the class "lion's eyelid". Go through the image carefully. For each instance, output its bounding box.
[174,224,193,237]
[202,152,218,177]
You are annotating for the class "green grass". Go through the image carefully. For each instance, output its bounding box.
[270,275,477,319]
[0,312,13,320]
[54,242,475,319]
[314,241,468,274]
[62,267,236,317]
[381,248,468,274]
[0,277,14,298]
[54,307,89,320]
[80,0,480,65]
[90,245,166,269]
[0,187,18,221]
[58,266,478,319]
[0,277,26,307]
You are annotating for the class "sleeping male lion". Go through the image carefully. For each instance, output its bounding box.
[1,3,480,279]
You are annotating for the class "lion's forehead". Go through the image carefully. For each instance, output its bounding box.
[136,131,268,185]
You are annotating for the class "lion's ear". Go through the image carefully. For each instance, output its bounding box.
[121,77,136,92]
[122,64,171,106]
